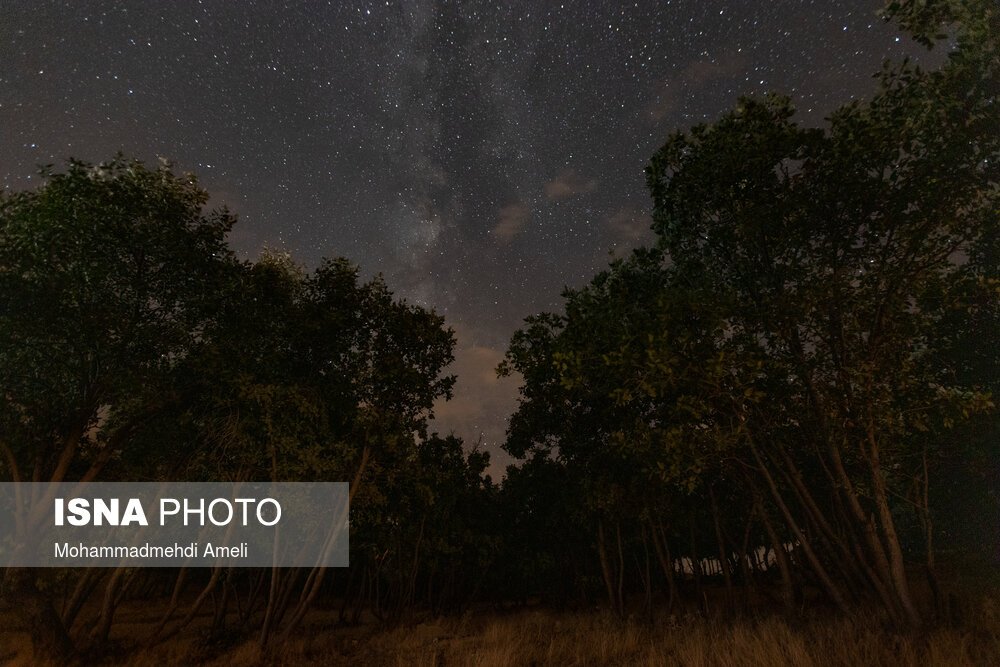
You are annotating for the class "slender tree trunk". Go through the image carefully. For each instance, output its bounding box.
[266,567,301,641]
[641,532,652,619]
[154,565,224,646]
[709,485,733,609]
[650,519,678,611]
[747,433,852,614]
[772,442,867,594]
[756,500,795,612]
[919,449,943,619]
[739,506,756,609]
[688,514,703,603]
[401,515,425,616]
[339,565,357,624]
[90,566,134,647]
[784,336,903,612]
[830,435,899,603]
[146,568,190,647]
[276,451,358,642]
[615,522,626,613]
[866,422,921,627]
[597,521,619,616]
[62,568,105,632]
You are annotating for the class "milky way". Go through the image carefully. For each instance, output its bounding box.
[1,1,945,474]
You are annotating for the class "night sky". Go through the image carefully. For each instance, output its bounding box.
[2,1,944,474]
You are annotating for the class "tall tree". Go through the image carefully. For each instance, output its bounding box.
[501,0,998,626]
[0,156,236,657]
[642,0,998,626]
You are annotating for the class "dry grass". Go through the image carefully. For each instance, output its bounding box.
[2,598,998,666]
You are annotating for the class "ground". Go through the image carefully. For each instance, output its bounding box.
[2,594,999,666]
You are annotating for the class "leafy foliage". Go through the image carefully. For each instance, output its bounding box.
[500,0,999,626]
[0,156,235,484]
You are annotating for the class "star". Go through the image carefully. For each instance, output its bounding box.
[0,0,943,473]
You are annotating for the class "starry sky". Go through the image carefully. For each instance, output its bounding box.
[1,1,944,475]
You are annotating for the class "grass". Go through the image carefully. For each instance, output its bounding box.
[2,596,999,666]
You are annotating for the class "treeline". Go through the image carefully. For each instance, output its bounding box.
[499,0,999,626]
[0,155,508,657]
[497,0,999,626]
[1,0,998,661]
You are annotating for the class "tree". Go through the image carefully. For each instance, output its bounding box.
[0,156,235,657]
[642,0,998,626]
[116,251,459,646]
[501,0,998,626]
[0,156,235,487]
[1,156,462,655]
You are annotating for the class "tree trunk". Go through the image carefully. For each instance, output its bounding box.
[756,500,796,612]
[154,565,224,646]
[866,422,921,626]
[650,519,678,611]
[641,532,652,618]
[596,521,620,616]
[615,522,626,614]
[90,566,134,648]
[62,568,105,632]
[747,433,852,614]
[688,514,703,603]
[709,485,734,609]
[919,449,944,620]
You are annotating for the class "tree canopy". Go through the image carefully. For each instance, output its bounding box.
[0,157,469,655]
[1,0,998,659]
[500,0,998,627]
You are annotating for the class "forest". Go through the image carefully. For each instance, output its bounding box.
[1,0,998,664]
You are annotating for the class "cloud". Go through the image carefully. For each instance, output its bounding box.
[429,332,521,477]
[544,169,599,200]
[606,205,654,241]
[491,202,530,243]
